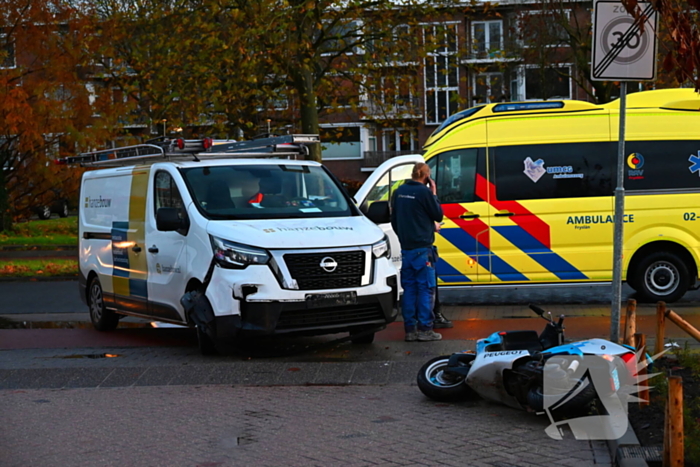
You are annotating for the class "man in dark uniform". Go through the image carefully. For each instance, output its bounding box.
[391,162,444,342]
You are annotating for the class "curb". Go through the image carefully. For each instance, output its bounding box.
[0,275,79,282]
[607,424,651,467]
[0,245,77,252]
[0,250,77,259]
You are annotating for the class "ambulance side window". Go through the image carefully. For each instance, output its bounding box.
[493,142,613,201]
[624,140,700,191]
[430,149,478,203]
[154,171,186,219]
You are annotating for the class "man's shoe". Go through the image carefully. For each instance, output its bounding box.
[433,312,453,329]
[405,332,418,342]
[417,330,442,341]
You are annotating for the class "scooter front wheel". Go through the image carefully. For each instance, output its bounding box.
[417,356,473,402]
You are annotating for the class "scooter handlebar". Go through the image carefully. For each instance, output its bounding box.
[529,304,546,317]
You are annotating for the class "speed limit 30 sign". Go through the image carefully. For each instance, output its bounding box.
[592,1,658,81]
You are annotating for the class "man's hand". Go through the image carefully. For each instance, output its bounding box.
[434,221,442,232]
[427,177,437,196]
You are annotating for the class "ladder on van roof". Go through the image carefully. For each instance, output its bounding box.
[55,134,320,167]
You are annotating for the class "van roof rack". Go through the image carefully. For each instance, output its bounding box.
[55,134,320,167]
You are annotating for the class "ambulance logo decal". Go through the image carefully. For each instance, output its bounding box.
[690,151,700,176]
[627,153,645,180]
[627,153,644,170]
[523,157,546,183]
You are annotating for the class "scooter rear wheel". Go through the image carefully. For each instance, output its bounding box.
[417,356,473,402]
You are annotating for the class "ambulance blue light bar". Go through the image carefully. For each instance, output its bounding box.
[493,102,564,113]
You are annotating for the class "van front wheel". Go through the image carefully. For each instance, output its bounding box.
[88,277,119,331]
[632,251,690,303]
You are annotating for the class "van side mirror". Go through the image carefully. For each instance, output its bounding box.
[156,207,186,232]
[365,201,390,224]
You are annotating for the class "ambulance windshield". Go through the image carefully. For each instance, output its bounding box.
[181,164,356,220]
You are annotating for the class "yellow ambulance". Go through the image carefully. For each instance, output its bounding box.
[357,88,700,303]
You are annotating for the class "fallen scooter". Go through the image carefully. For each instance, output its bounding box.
[417,305,645,421]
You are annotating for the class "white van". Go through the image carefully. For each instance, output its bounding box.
[69,135,398,353]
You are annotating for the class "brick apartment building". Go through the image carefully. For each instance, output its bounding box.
[318,0,597,182]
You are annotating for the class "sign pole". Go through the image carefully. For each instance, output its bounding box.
[591,0,657,343]
[610,81,627,343]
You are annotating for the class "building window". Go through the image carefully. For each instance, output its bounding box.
[424,23,459,125]
[516,65,571,100]
[517,11,571,48]
[320,19,364,56]
[320,125,363,160]
[1,34,15,68]
[367,74,418,115]
[382,129,419,152]
[471,21,503,58]
[473,73,505,104]
[367,24,416,65]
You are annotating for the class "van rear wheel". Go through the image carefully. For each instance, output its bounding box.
[88,276,119,331]
[632,251,690,303]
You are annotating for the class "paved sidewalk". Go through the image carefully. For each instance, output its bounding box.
[0,384,611,467]
[5,296,696,466]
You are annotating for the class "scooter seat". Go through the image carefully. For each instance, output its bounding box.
[501,330,543,353]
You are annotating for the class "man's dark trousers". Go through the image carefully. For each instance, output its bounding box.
[401,247,437,333]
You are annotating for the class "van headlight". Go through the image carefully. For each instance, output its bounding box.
[372,236,390,259]
[210,236,270,269]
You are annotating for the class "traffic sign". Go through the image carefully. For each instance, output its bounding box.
[592,1,658,81]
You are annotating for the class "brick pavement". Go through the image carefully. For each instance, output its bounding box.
[0,384,611,467]
[3,283,698,466]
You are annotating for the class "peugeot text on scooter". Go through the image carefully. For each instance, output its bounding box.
[417,305,649,440]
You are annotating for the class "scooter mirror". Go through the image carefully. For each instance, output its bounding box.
[529,304,546,316]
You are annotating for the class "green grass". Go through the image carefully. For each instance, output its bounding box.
[0,258,78,277]
[0,217,78,247]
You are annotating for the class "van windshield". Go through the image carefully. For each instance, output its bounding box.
[181,164,356,220]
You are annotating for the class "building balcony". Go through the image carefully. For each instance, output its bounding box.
[360,98,423,120]
[117,114,149,128]
[461,50,521,65]
[362,150,418,168]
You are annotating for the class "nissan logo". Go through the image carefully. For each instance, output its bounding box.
[319,256,338,273]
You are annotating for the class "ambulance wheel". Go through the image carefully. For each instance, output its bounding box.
[88,277,119,331]
[196,325,219,356]
[417,356,473,402]
[633,251,690,303]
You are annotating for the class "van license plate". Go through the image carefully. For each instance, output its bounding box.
[305,291,357,308]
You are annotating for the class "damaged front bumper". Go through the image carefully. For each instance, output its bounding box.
[200,261,399,340]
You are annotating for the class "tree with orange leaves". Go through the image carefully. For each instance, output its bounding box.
[0,1,121,229]
[623,0,700,90]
